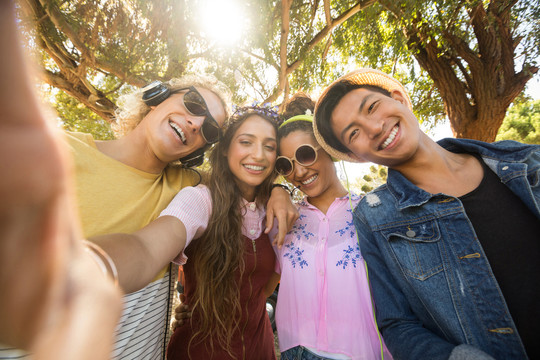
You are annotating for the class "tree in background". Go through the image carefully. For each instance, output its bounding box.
[332,0,540,142]
[17,0,540,142]
[496,99,540,144]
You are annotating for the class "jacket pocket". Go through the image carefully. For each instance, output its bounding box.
[380,220,443,281]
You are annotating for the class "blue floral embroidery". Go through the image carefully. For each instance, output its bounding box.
[288,215,315,240]
[334,208,356,238]
[336,244,361,269]
[335,207,361,269]
[283,241,308,268]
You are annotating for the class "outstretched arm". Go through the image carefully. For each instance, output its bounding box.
[0,1,121,358]
[90,216,188,294]
[91,185,212,294]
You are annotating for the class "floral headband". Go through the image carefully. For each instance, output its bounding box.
[232,102,282,124]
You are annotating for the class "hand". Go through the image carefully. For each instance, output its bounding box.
[172,294,191,331]
[0,3,122,357]
[265,186,299,248]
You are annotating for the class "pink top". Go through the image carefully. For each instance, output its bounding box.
[272,194,392,360]
[159,185,266,264]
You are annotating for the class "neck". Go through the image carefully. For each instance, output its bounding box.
[391,136,482,196]
[307,181,348,215]
[95,131,168,174]
[236,181,256,203]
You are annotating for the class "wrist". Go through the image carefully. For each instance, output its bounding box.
[271,183,291,196]
[83,240,119,287]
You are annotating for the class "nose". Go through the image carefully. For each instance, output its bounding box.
[252,143,265,161]
[186,116,204,133]
[364,118,384,139]
[293,161,308,178]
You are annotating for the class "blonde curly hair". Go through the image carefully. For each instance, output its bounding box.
[112,74,232,137]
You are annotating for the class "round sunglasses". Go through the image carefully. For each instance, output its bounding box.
[173,86,221,144]
[275,144,321,176]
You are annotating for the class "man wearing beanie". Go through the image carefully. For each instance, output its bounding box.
[313,69,539,360]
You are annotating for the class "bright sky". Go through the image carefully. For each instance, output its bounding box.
[337,75,540,183]
[193,3,540,182]
[199,0,246,46]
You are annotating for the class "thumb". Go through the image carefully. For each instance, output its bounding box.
[265,208,275,233]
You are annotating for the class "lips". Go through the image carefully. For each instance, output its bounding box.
[243,164,265,172]
[301,174,318,186]
[379,124,399,150]
[169,120,186,144]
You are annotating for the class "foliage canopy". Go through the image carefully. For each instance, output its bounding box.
[17,0,540,141]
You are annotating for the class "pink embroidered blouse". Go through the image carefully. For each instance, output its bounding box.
[272,194,392,360]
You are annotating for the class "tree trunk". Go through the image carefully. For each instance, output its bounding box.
[384,0,538,142]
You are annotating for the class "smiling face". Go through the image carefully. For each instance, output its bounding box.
[279,130,341,201]
[143,86,227,165]
[330,88,421,168]
[226,115,277,201]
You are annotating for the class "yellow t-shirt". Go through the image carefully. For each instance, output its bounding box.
[64,132,198,359]
[65,131,197,237]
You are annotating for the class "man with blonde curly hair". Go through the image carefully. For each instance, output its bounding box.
[64,76,232,360]
[65,78,298,359]
[0,3,298,356]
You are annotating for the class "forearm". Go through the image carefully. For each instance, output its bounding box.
[90,233,158,294]
[90,216,188,294]
[266,185,299,247]
[0,3,122,355]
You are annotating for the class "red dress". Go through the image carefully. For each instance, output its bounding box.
[166,233,276,360]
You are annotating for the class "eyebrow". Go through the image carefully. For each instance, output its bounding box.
[236,133,276,142]
[338,93,374,142]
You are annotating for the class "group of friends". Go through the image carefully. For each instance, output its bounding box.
[1,1,538,359]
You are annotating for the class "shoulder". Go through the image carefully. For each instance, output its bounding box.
[163,165,201,187]
[353,185,395,223]
[177,184,210,200]
[63,131,96,149]
[438,137,540,156]
[162,185,212,219]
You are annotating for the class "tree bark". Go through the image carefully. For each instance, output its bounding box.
[382,0,538,142]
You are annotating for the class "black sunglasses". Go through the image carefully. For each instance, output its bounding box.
[275,144,321,176]
[172,86,222,144]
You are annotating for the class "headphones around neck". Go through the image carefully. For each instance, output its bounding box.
[141,81,207,168]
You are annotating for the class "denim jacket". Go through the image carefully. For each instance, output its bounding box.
[352,139,540,360]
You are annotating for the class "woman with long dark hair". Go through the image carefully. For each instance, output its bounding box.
[162,108,281,359]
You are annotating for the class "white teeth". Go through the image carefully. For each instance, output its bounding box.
[169,121,186,143]
[302,174,317,185]
[244,164,264,171]
[381,125,399,149]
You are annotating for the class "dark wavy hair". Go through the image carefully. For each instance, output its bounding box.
[186,110,278,357]
[279,92,316,141]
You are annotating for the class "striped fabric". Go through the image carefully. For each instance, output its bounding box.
[111,267,175,360]
[0,266,176,360]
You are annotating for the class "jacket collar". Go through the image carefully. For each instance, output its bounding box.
[385,138,539,210]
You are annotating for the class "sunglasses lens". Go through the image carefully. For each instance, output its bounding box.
[202,121,220,144]
[296,145,317,166]
[183,90,207,116]
[275,158,293,176]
